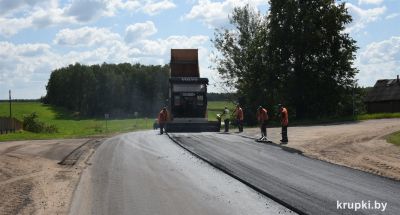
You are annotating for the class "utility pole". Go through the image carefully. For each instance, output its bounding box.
[9,90,13,132]
[352,84,355,119]
[9,90,12,118]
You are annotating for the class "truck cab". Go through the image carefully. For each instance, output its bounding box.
[169,77,208,119]
[165,49,219,132]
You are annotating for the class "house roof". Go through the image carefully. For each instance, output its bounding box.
[364,79,400,102]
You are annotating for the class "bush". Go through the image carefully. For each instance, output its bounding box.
[23,112,58,133]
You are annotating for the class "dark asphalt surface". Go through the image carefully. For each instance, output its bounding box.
[169,132,400,215]
[69,131,294,215]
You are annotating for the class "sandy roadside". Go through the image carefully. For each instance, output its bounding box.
[240,118,400,181]
[0,138,100,214]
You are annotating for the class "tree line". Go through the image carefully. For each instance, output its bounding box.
[44,63,169,118]
[213,0,360,123]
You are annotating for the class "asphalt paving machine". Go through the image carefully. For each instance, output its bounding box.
[165,49,220,132]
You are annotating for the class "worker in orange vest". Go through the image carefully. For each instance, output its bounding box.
[233,104,244,132]
[158,107,168,134]
[279,104,289,143]
[256,106,269,141]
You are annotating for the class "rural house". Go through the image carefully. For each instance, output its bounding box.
[364,75,400,113]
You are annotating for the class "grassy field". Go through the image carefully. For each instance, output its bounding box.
[2,101,400,141]
[0,102,154,141]
[387,131,400,146]
[207,100,236,120]
[356,112,400,120]
[0,101,233,141]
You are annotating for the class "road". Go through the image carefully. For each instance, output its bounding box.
[69,131,294,215]
[169,132,400,215]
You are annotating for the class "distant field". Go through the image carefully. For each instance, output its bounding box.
[207,101,236,120]
[2,101,400,141]
[0,101,235,141]
[0,102,153,141]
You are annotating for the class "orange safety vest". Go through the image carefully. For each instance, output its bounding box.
[158,110,168,123]
[281,107,288,126]
[257,108,268,122]
[235,107,244,120]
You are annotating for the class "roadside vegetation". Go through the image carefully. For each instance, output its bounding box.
[356,113,400,120]
[0,101,234,141]
[387,131,400,146]
[44,63,169,117]
[208,101,400,128]
[0,102,154,141]
[207,101,236,120]
[212,2,361,124]
[1,101,400,141]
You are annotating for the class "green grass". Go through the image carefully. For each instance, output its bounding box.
[279,113,400,127]
[2,101,400,141]
[386,131,400,146]
[207,102,400,127]
[207,101,236,120]
[0,101,235,141]
[0,102,154,141]
[356,112,400,120]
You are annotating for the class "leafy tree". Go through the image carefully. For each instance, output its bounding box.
[45,63,169,118]
[212,5,270,123]
[267,0,358,118]
[213,1,358,122]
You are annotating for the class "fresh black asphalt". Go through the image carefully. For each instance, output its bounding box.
[169,132,400,215]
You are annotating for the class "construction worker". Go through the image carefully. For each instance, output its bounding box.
[221,106,230,132]
[158,107,168,134]
[278,104,289,143]
[233,104,244,132]
[256,106,268,141]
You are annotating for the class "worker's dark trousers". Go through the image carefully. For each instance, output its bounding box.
[281,125,288,142]
[224,119,230,132]
[237,119,243,132]
[160,123,165,134]
[261,122,267,137]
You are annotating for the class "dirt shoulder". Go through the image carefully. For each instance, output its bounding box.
[241,118,400,181]
[0,138,101,214]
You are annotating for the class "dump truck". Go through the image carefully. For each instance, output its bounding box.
[165,49,220,132]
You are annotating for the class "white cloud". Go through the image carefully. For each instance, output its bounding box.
[108,0,141,13]
[358,0,384,5]
[0,17,32,37]
[385,13,400,20]
[359,36,400,64]
[0,0,174,37]
[356,36,400,86]
[0,41,56,90]
[65,0,111,22]
[183,0,267,28]
[345,3,386,33]
[0,0,50,16]
[125,21,158,43]
[0,21,211,98]
[142,0,176,15]
[137,35,209,56]
[54,27,121,46]
[0,1,74,37]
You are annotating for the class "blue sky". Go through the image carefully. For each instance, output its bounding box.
[0,0,399,99]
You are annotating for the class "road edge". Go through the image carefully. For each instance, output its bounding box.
[166,132,306,215]
[236,133,400,183]
[63,138,105,215]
